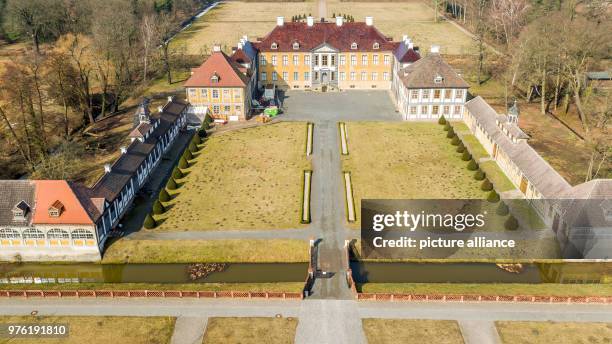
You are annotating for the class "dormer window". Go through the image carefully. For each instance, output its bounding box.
[351,42,358,50]
[48,200,64,218]
[373,42,380,50]
[434,75,443,84]
[292,42,299,50]
[271,42,278,50]
[211,73,219,83]
[12,200,29,221]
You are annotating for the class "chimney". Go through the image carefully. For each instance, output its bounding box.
[104,164,111,173]
[120,146,127,154]
[158,106,163,113]
[212,45,221,52]
[276,16,284,26]
[307,16,314,26]
[430,45,440,54]
[365,16,373,26]
[167,96,173,103]
[237,42,243,50]
[242,35,248,42]
[336,16,343,26]
[408,41,414,50]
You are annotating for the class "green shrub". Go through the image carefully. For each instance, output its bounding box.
[166,177,178,190]
[189,141,199,153]
[446,129,455,138]
[504,215,519,231]
[192,134,201,145]
[438,116,447,125]
[474,170,486,181]
[467,159,479,171]
[158,188,171,202]
[172,166,183,179]
[198,128,207,138]
[143,214,157,229]
[496,202,510,216]
[481,179,494,191]
[456,145,465,153]
[451,136,461,146]
[179,156,189,169]
[444,122,452,131]
[152,199,165,214]
[182,149,193,160]
[461,151,472,161]
[487,190,500,203]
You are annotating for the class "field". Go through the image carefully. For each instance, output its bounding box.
[0,316,175,344]
[341,122,488,226]
[202,317,298,344]
[495,321,612,344]
[155,122,310,231]
[102,239,310,263]
[362,319,465,344]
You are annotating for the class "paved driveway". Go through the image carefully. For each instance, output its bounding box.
[280,90,401,122]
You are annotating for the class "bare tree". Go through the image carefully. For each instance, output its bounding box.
[489,0,528,51]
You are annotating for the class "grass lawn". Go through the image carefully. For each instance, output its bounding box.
[480,161,516,192]
[0,315,175,344]
[461,134,490,161]
[495,321,612,344]
[102,239,309,263]
[202,317,298,344]
[0,282,305,293]
[155,122,310,231]
[358,283,612,297]
[342,122,488,226]
[362,319,464,344]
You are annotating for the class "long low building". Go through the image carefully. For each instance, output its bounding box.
[0,97,188,261]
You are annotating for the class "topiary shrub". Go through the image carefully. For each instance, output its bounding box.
[474,170,486,181]
[182,149,193,160]
[179,156,189,169]
[192,134,201,145]
[166,177,178,190]
[172,166,183,179]
[189,141,199,153]
[461,151,472,161]
[451,136,461,146]
[481,179,494,191]
[504,215,519,230]
[198,128,207,138]
[446,128,455,138]
[456,145,465,153]
[152,199,165,214]
[158,188,171,202]
[143,213,157,229]
[496,201,510,216]
[467,159,479,171]
[444,122,452,131]
[438,116,447,125]
[487,190,500,203]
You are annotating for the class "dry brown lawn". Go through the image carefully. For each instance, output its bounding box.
[362,319,465,344]
[0,315,175,344]
[202,317,298,344]
[496,321,612,344]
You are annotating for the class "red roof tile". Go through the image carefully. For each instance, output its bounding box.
[32,180,94,225]
[184,51,249,88]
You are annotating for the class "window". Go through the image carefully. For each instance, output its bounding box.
[213,105,220,114]
[293,72,299,81]
[260,55,267,66]
[272,72,278,81]
[223,105,231,113]
[189,88,196,96]
[322,55,328,66]
[410,90,419,99]
[282,72,288,80]
[48,209,60,217]
[339,55,346,65]
[422,89,430,99]
[383,72,389,81]
[271,55,277,66]
[350,72,356,81]
[351,42,358,50]
[292,42,299,50]
[350,55,357,66]
[409,106,417,115]
[434,75,443,83]
[444,89,452,99]
[261,72,267,81]
[212,89,219,99]
[304,71,310,80]
[315,55,320,66]
[234,89,241,99]
[201,89,208,97]
[373,54,379,65]
[314,71,319,80]
[421,105,428,115]
[282,55,288,66]
[432,105,439,115]
[331,55,336,66]
[305,55,311,66]
[360,71,367,81]
[71,229,94,240]
[271,42,278,49]
[443,105,450,115]
[338,72,345,81]
[23,228,44,239]
[434,90,441,99]
[223,89,230,98]
[384,55,391,65]
[0,228,20,240]
[455,90,464,99]
[293,55,299,66]
[235,105,241,113]
[331,72,335,81]
[371,72,378,81]
[361,55,368,66]
[454,105,462,115]
[373,42,380,49]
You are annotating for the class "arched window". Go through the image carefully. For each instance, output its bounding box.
[351,42,358,50]
[292,42,299,50]
[71,229,94,240]
[373,42,380,49]
[0,228,20,239]
[22,228,44,239]
[47,228,70,240]
[271,42,278,50]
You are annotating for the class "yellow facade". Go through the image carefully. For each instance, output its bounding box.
[259,52,312,89]
[337,52,393,89]
[186,86,249,120]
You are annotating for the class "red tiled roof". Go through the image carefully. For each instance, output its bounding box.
[230,48,252,64]
[253,22,398,52]
[32,180,94,225]
[184,51,249,88]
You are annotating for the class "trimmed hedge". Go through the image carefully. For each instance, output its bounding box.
[467,159,479,171]
[166,177,178,190]
[438,116,447,125]
[152,199,165,214]
[182,149,193,160]
[189,141,199,153]
[481,179,494,191]
[474,170,486,181]
[446,128,455,138]
[451,136,461,146]
[461,151,472,161]
[159,189,171,202]
[143,213,157,229]
[192,134,201,145]
[456,145,465,153]
[496,201,510,216]
[504,215,519,230]
[444,122,452,131]
[487,190,500,203]
[179,156,189,169]
[172,166,183,179]
[198,128,207,138]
